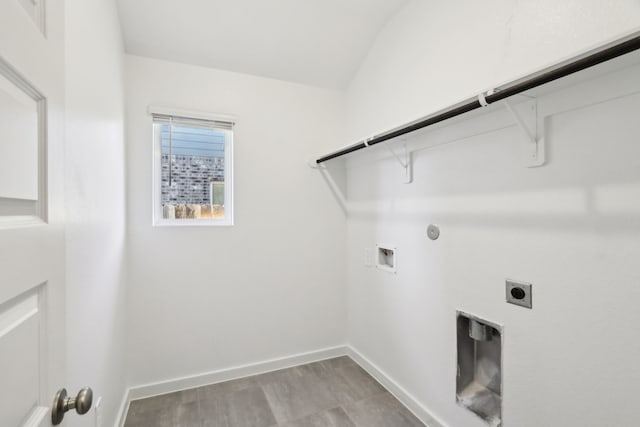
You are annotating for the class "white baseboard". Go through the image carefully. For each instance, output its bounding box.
[115,344,448,427]
[115,345,347,427]
[346,346,449,427]
[115,387,131,427]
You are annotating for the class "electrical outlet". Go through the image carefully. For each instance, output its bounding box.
[94,396,103,427]
[506,279,532,309]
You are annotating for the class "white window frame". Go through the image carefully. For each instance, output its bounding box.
[150,106,235,226]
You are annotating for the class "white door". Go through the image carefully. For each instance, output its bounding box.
[0,1,67,426]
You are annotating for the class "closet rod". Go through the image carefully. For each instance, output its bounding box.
[316,33,640,164]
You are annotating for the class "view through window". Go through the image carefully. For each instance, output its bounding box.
[153,113,233,224]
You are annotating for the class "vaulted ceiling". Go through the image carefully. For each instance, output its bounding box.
[115,0,409,89]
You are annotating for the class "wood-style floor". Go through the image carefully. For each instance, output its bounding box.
[124,356,431,427]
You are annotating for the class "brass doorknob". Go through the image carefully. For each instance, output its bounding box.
[52,387,93,425]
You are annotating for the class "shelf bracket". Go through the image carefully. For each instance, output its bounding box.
[384,141,413,183]
[307,158,324,169]
[503,98,545,167]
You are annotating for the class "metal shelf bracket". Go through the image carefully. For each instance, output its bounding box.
[307,158,324,169]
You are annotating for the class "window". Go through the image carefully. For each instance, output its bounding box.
[152,109,234,225]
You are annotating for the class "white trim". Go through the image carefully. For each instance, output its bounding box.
[152,218,234,227]
[114,345,449,427]
[20,406,48,427]
[0,292,38,339]
[151,118,234,226]
[147,105,236,125]
[116,347,347,426]
[115,387,131,427]
[0,216,45,229]
[0,57,48,225]
[346,346,449,427]
[126,345,346,402]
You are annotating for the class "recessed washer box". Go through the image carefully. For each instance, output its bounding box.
[376,244,396,273]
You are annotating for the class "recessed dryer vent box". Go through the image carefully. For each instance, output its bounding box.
[456,311,502,427]
[376,244,396,273]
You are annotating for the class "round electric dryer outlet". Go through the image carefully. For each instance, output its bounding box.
[506,279,532,309]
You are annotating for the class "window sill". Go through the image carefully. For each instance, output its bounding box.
[152,218,234,227]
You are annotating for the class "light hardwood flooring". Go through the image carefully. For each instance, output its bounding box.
[124,356,430,427]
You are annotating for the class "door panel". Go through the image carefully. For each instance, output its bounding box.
[0,67,40,202]
[0,1,66,426]
[0,56,46,223]
[0,289,43,426]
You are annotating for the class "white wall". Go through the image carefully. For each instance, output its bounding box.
[125,56,347,386]
[65,1,127,426]
[346,65,640,427]
[346,0,640,142]
[343,1,640,426]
